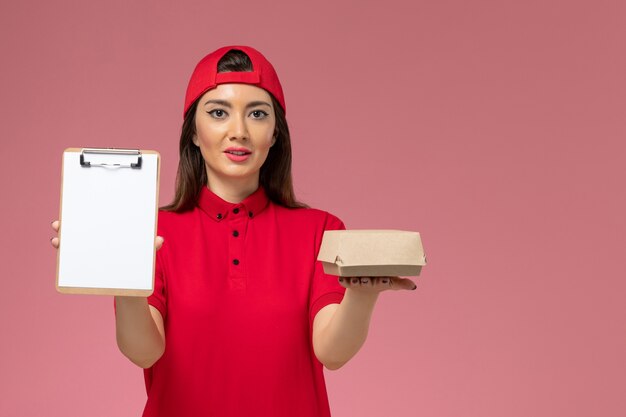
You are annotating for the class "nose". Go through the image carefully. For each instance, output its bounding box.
[227,113,249,141]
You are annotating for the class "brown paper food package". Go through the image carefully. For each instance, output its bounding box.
[317,230,427,277]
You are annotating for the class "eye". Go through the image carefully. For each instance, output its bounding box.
[250,110,269,119]
[207,109,227,119]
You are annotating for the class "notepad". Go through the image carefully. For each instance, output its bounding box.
[56,148,160,296]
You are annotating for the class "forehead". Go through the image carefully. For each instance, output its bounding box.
[200,83,272,103]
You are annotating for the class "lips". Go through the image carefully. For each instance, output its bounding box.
[224,147,252,156]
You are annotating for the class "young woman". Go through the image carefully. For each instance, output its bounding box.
[51,45,417,417]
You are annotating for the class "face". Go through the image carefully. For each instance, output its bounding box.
[192,83,277,188]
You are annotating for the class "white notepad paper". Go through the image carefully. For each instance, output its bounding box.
[56,148,160,296]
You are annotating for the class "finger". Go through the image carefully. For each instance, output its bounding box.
[379,276,391,287]
[391,276,417,291]
[50,236,59,249]
[373,276,394,290]
[155,236,164,250]
[359,277,373,287]
[338,277,362,288]
[404,278,418,291]
[51,220,59,232]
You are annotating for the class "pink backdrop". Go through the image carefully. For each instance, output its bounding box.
[1,0,624,416]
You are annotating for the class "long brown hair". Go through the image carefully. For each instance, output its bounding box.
[161,49,309,212]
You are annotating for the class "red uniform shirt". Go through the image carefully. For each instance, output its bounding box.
[115,184,347,416]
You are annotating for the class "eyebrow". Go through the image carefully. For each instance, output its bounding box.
[203,99,272,109]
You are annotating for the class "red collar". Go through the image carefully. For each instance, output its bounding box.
[197,185,270,222]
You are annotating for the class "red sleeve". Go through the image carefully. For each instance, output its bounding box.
[309,212,347,326]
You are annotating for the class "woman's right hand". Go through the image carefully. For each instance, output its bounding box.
[50,220,165,250]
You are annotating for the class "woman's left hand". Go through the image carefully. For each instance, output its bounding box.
[338,276,417,293]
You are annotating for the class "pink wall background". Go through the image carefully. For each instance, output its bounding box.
[1,0,624,416]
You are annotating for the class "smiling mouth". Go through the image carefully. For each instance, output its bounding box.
[225,150,251,155]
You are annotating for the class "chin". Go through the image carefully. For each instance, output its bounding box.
[221,168,260,178]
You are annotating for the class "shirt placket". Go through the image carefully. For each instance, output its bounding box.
[227,203,249,290]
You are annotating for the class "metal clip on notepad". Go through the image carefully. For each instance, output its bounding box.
[79,148,143,169]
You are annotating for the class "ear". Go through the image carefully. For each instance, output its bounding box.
[192,133,198,147]
[271,133,277,147]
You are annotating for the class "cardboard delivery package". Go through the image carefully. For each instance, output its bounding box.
[317,230,427,277]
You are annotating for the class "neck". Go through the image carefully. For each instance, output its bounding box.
[205,172,260,204]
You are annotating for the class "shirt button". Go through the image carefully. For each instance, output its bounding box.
[216,213,223,219]
[233,208,239,214]
[248,211,253,218]
[233,230,239,237]
[233,259,240,265]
